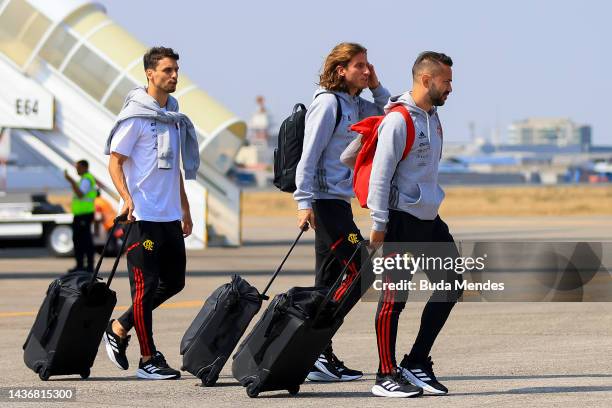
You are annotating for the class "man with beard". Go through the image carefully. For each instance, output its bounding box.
[367,52,464,398]
[102,47,200,380]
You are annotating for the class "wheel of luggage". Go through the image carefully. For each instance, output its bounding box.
[202,374,218,387]
[246,382,260,398]
[80,369,90,379]
[38,368,50,381]
[288,385,299,396]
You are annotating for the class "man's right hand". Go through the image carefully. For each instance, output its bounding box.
[297,208,315,230]
[120,198,135,222]
[369,229,385,249]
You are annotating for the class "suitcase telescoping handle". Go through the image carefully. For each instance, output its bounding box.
[259,223,309,300]
[90,214,134,288]
[314,239,375,322]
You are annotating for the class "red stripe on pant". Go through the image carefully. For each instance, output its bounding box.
[330,237,344,251]
[379,254,398,374]
[133,267,144,356]
[376,283,386,373]
[377,276,395,374]
[385,283,395,373]
[383,280,392,374]
[126,242,140,254]
[133,267,151,356]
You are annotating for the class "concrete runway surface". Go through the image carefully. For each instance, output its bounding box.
[0,216,611,407]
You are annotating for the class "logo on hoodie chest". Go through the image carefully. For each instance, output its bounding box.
[414,131,431,167]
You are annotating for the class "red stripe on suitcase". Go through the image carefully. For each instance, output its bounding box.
[332,260,359,301]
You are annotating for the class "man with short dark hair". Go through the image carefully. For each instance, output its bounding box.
[101,46,200,380]
[368,51,463,398]
[64,159,96,273]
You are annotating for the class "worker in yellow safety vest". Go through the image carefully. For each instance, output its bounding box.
[64,160,97,272]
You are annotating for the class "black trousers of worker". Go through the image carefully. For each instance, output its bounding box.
[72,213,94,272]
[117,221,186,357]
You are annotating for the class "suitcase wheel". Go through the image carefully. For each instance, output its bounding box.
[246,382,260,398]
[38,368,51,381]
[202,373,218,387]
[288,385,299,396]
[80,369,90,379]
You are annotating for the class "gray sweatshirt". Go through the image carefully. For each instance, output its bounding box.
[294,85,391,210]
[368,92,445,231]
[104,86,200,180]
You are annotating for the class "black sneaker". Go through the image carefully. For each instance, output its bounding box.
[399,355,448,395]
[326,351,363,381]
[306,351,363,382]
[136,351,180,380]
[306,353,342,382]
[103,320,130,370]
[371,369,423,398]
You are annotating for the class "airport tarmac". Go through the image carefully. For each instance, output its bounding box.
[0,216,611,407]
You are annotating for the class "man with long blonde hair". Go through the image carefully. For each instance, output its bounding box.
[294,42,391,382]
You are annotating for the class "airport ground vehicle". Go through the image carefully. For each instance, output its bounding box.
[0,193,121,256]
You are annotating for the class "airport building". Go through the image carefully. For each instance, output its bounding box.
[507,117,591,150]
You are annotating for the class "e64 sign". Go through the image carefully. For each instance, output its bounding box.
[0,93,54,130]
[0,72,54,130]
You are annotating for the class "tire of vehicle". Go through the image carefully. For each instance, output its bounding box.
[46,224,74,257]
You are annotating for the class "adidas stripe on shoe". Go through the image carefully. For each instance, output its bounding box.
[399,356,448,395]
[371,370,423,398]
[307,354,342,381]
[307,352,363,382]
[103,320,130,370]
[136,351,180,380]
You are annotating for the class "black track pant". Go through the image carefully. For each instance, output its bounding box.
[117,221,186,357]
[375,211,463,374]
[313,199,373,353]
[72,213,94,272]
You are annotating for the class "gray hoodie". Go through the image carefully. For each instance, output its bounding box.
[368,92,445,231]
[294,85,390,210]
[104,87,200,180]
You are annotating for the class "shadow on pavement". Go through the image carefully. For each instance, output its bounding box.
[440,373,612,381]
[259,391,374,399]
[46,376,150,382]
[449,385,612,397]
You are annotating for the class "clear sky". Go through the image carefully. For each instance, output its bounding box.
[98,0,611,145]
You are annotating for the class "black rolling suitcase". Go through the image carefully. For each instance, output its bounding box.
[231,240,372,398]
[180,227,307,386]
[23,217,132,381]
